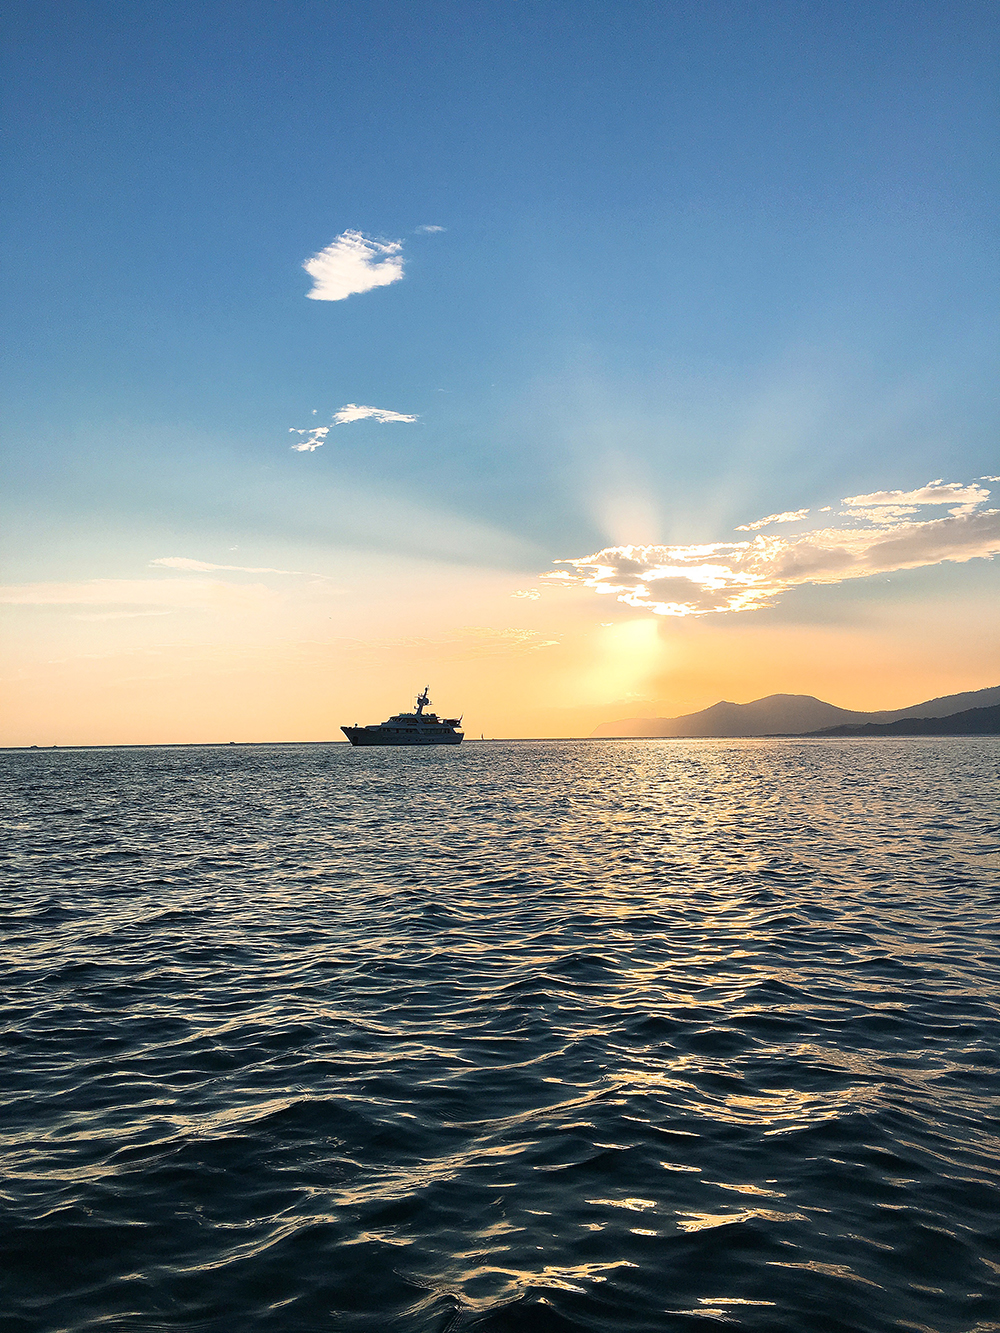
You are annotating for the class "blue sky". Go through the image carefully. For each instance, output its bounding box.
[2,0,998,739]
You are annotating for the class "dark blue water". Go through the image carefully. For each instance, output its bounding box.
[3,739,999,1332]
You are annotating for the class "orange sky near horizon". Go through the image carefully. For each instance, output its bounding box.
[3,554,997,746]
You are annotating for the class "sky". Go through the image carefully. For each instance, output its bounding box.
[2,0,998,743]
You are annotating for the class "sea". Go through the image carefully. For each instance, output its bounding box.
[3,738,999,1333]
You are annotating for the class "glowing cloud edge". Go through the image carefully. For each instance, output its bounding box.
[547,480,1000,616]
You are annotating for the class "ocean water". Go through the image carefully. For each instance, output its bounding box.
[2,738,999,1333]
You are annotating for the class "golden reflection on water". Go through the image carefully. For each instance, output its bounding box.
[665,1297,779,1319]
[401,1257,637,1313]
[584,1196,658,1212]
[698,1298,777,1306]
[5,740,998,1330]
[706,1180,785,1197]
[621,1061,874,1130]
[767,1260,884,1288]
[675,1208,806,1233]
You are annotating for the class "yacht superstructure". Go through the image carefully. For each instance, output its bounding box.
[342,688,463,746]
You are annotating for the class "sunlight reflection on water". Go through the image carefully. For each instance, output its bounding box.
[1,738,998,1332]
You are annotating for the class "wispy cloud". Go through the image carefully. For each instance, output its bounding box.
[149,557,331,577]
[839,505,919,522]
[842,480,989,514]
[736,508,810,531]
[337,626,558,663]
[289,404,418,452]
[331,404,417,425]
[302,230,404,301]
[548,479,1000,616]
[72,610,173,621]
[415,224,445,233]
[291,427,330,453]
[0,579,272,609]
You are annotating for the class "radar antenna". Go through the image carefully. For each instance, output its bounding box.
[415,686,430,716]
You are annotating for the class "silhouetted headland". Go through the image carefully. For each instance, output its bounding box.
[805,701,1000,737]
[591,684,1000,738]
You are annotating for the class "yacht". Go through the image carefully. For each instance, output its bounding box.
[342,688,463,746]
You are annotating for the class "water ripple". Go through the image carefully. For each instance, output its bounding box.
[2,738,999,1331]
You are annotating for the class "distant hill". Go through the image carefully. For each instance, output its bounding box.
[807,702,1000,737]
[884,685,1000,721]
[590,684,1000,739]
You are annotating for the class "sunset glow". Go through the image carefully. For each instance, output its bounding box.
[3,3,997,743]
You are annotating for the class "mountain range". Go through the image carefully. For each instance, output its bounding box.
[808,702,1000,737]
[590,685,1000,738]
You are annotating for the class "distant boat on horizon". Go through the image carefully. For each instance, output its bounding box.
[342,688,464,747]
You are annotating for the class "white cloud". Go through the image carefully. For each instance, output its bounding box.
[736,508,810,531]
[842,480,989,509]
[302,230,404,301]
[838,506,917,522]
[548,479,999,617]
[289,404,417,452]
[331,404,417,425]
[416,224,445,233]
[290,426,330,453]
